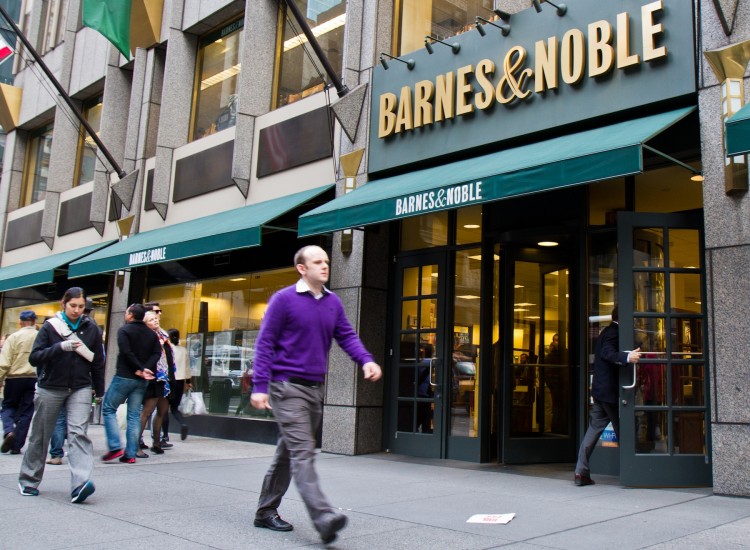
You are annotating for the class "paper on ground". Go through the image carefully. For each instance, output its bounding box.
[466,513,515,524]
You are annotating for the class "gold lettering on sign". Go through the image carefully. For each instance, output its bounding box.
[378,92,397,138]
[496,46,533,104]
[456,65,475,116]
[589,20,614,77]
[414,80,434,127]
[474,59,496,109]
[617,12,640,68]
[561,29,586,85]
[535,36,559,92]
[642,0,667,61]
[435,72,455,122]
[395,86,413,133]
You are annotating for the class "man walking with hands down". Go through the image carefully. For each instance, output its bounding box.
[574,306,641,486]
[251,245,382,544]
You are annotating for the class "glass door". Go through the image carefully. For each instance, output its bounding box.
[503,248,577,463]
[388,253,447,458]
[617,212,711,486]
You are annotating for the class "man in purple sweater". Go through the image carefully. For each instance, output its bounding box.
[251,245,382,544]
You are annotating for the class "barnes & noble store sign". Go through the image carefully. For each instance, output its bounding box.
[369,0,696,175]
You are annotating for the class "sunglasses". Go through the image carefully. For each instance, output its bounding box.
[153,309,162,314]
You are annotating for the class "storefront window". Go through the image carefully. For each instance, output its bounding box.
[589,178,625,226]
[148,267,298,417]
[635,164,703,213]
[400,212,449,250]
[395,0,498,56]
[191,19,244,141]
[275,0,346,108]
[456,205,482,245]
[76,96,103,186]
[21,123,53,206]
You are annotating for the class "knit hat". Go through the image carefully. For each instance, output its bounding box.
[19,310,37,321]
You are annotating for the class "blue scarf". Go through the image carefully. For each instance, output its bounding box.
[61,311,81,331]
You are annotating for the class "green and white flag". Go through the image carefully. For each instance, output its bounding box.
[82,0,132,59]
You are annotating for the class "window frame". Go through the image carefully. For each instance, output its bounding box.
[21,122,54,207]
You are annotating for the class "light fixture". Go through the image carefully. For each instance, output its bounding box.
[475,16,510,37]
[379,53,415,70]
[532,0,567,16]
[493,8,512,22]
[230,277,247,282]
[463,224,480,229]
[538,241,559,247]
[424,35,460,55]
[691,173,704,182]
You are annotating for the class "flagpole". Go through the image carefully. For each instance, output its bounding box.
[0,4,127,179]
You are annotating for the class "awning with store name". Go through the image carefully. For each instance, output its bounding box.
[298,107,695,237]
[0,241,116,292]
[725,102,750,156]
[68,184,333,278]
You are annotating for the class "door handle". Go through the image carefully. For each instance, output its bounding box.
[622,361,636,390]
[429,358,439,387]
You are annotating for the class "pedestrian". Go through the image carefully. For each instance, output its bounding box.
[574,306,641,486]
[251,245,382,544]
[18,287,105,503]
[143,302,176,449]
[138,310,171,455]
[45,410,66,465]
[100,304,161,464]
[163,328,191,441]
[0,310,39,455]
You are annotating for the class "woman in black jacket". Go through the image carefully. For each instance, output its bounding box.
[18,287,105,503]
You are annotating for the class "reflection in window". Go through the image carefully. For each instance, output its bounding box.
[76,96,103,186]
[396,0,501,55]
[191,19,244,141]
[1,294,109,339]
[276,0,346,108]
[148,267,298,417]
[22,123,53,206]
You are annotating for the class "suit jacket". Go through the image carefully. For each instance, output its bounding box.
[590,322,630,404]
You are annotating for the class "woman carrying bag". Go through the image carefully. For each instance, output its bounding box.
[18,287,105,503]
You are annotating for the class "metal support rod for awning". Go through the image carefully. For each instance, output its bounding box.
[280,0,349,98]
[0,4,127,179]
[261,225,298,233]
[642,144,701,176]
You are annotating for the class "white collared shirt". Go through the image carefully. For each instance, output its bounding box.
[296,279,330,300]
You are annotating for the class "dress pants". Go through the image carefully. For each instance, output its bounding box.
[575,399,620,476]
[19,387,94,492]
[0,377,36,452]
[256,381,337,534]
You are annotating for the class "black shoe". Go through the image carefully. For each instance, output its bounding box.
[180,425,188,441]
[10,449,21,455]
[574,473,596,486]
[139,439,148,450]
[1,432,15,453]
[150,445,164,454]
[254,514,293,532]
[159,439,173,449]
[135,451,149,458]
[320,514,347,544]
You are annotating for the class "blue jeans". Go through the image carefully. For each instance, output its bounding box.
[0,377,36,452]
[49,409,67,458]
[102,376,148,458]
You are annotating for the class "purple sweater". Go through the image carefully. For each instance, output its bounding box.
[252,284,374,394]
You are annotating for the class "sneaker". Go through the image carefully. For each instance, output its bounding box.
[1,432,15,453]
[71,480,95,503]
[18,483,39,496]
[101,449,124,462]
[46,457,63,465]
[119,456,136,464]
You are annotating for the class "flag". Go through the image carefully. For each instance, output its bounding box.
[82,0,132,59]
[0,32,13,66]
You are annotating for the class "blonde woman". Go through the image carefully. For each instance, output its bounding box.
[137,311,171,455]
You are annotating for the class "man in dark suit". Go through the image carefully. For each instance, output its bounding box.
[574,306,641,486]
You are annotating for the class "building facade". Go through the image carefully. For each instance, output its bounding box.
[0,0,748,496]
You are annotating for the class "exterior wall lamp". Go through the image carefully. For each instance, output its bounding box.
[705,40,750,193]
[532,0,567,16]
[475,16,511,37]
[379,53,415,70]
[424,36,460,54]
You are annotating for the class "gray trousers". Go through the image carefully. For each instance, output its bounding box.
[19,386,94,492]
[256,381,335,533]
[575,399,620,476]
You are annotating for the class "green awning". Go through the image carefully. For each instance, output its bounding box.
[299,107,695,237]
[69,184,333,278]
[0,241,116,292]
[725,102,750,156]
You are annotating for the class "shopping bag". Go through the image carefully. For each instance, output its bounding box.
[192,391,207,415]
[116,403,127,430]
[179,390,196,416]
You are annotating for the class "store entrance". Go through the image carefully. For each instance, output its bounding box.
[498,239,578,464]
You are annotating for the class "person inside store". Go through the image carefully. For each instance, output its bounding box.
[251,245,382,544]
[574,306,641,486]
[18,287,105,503]
[0,310,39,455]
[138,310,172,455]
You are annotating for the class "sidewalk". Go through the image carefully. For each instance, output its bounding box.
[1,424,749,549]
